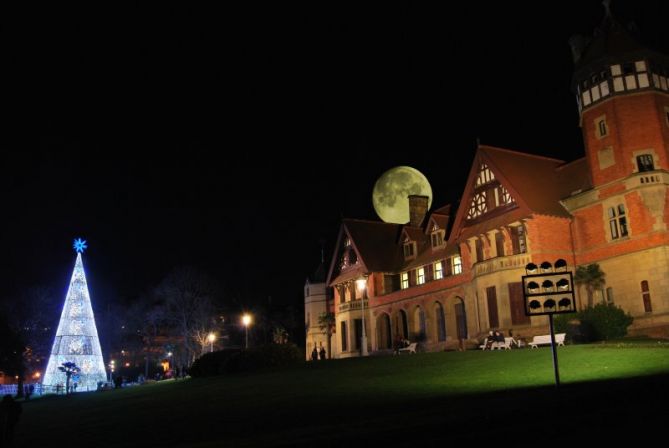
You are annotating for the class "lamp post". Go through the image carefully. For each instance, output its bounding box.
[207,332,216,353]
[356,276,368,356]
[242,314,252,349]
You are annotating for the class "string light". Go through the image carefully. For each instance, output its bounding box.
[42,244,107,393]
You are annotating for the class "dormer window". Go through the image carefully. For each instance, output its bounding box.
[431,230,444,248]
[403,236,416,259]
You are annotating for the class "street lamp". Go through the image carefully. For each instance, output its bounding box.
[356,276,368,356]
[242,314,252,349]
[108,360,115,383]
[207,332,216,353]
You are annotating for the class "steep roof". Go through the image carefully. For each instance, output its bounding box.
[326,219,404,286]
[449,145,591,242]
[481,146,589,217]
[571,4,669,84]
[344,219,403,272]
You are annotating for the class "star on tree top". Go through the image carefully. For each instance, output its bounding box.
[73,238,88,253]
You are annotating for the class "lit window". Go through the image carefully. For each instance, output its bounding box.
[608,205,628,239]
[417,268,425,285]
[637,154,654,172]
[452,256,462,275]
[401,272,409,289]
[434,261,443,280]
[474,163,495,187]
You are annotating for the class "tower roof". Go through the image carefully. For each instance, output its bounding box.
[571,2,667,80]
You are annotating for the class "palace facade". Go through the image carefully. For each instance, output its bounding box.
[305,9,669,358]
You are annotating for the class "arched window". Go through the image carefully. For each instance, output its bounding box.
[414,307,426,340]
[435,302,446,342]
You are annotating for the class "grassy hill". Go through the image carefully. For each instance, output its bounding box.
[15,343,669,446]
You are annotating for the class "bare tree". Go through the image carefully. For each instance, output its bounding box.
[156,267,221,364]
[125,294,167,377]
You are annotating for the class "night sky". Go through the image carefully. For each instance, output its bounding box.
[2,2,668,313]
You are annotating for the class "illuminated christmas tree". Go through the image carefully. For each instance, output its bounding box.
[42,239,107,392]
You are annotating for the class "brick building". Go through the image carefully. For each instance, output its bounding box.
[315,8,669,358]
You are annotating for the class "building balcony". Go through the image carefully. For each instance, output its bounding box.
[474,253,532,277]
[626,169,667,189]
[338,299,368,313]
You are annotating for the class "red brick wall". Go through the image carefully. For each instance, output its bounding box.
[582,93,669,187]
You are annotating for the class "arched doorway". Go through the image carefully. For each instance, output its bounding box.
[376,313,392,350]
[393,309,409,340]
[454,297,468,340]
[413,306,426,340]
[435,302,446,342]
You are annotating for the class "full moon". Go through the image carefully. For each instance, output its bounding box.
[372,166,433,224]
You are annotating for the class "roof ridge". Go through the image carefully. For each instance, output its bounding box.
[344,218,402,226]
[479,145,565,164]
[555,156,588,171]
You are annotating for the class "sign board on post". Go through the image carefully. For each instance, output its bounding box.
[522,271,576,316]
[521,259,575,388]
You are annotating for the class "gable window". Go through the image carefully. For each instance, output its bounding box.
[417,267,425,285]
[608,205,628,239]
[403,241,415,258]
[637,154,655,172]
[431,231,444,248]
[434,261,443,280]
[467,163,516,221]
[452,255,463,275]
[641,281,652,312]
[401,272,409,290]
[595,117,608,138]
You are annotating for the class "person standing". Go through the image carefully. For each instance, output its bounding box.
[1,394,22,445]
[319,346,326,360]
[311,346,318,361]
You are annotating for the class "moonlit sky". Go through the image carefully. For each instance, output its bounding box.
[2,2,668,313]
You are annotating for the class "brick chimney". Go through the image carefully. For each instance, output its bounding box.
[408,195,429,227]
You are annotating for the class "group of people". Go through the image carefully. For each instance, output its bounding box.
[481,329,526,349]
[482,329,514,349]
[393,338,411,354]
[311,345,327,361]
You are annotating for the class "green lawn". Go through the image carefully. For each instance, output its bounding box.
[15,344,669,447]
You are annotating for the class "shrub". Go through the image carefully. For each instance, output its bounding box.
[236,343,303,373]
[580,303,633,341]
[189,344,303,378]
[553,304,633,343]
[189,348,242,378]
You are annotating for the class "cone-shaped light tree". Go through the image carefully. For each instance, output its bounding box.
[42,239,107,392]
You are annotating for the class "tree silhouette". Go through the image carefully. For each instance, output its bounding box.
[574,264,606,308]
